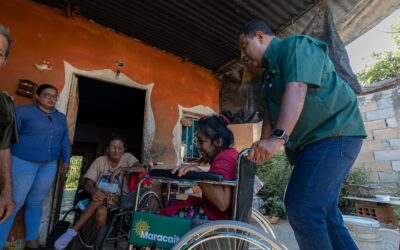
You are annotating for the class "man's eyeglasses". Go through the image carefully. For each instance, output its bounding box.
[42,93,59,101]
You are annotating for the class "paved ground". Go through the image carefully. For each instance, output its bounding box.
[272,219,299,250]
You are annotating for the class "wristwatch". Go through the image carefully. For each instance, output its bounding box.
[271,128,289,144]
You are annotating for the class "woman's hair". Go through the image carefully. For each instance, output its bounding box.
[197,111,234,150]
[36,83,58,95]
[106,133,127,149]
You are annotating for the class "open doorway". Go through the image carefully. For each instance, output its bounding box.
[55,75,146,223]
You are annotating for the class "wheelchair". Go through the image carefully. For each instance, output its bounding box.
[54,174,162,250]
[128,149,287,250]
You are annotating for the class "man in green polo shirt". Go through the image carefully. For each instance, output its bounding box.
[0,24,18,224]
[239,20,366,249]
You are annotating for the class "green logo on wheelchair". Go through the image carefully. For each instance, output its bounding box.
[130,212,191,249]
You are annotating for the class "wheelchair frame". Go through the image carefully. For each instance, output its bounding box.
[129,149,287,250]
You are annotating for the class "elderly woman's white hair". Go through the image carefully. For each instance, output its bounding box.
[0,24,13,59]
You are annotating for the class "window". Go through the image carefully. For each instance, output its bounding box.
[180,112,201,162]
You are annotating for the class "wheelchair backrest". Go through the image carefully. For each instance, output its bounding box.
[233,148,256,223]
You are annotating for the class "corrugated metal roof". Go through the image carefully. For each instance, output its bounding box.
[32,0,319,71]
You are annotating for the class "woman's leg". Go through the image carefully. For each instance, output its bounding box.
[72,200,104,231]
[0,156,38,248]
[54,201,105,250]
[24,160,57,245]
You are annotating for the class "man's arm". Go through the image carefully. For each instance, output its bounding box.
[248,82,307,164]
[0,148,16,223]
[260,107,272,139]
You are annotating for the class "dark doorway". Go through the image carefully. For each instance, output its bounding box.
[56,76,146,224]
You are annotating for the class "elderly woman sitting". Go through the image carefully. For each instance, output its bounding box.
[54,134,145,250]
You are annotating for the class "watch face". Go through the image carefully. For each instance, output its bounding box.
[273,129,285,137]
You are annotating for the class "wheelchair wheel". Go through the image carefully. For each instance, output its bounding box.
[250,208,279,240]
[172,220,287,250]
[78,215,97,248]
[137,190,162,212]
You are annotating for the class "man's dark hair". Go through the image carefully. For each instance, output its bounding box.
[0,24,13,59]
[36,83,58,95]
[239,19,274,37]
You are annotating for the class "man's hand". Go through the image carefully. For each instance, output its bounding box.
[247,137,284,165]
[91,188,106,201]
[0,191,16,223]
[171,165,201,177]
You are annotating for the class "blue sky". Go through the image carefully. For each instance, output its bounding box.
[346,8,400,73]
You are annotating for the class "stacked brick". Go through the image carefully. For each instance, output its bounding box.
[356,87,400,182]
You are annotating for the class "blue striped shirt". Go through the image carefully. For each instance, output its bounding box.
[11,104,71,164]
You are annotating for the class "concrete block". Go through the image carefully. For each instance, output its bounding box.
[392,161,400,172]
[360,140,385,153]
[372,128,398,140]
[374,149,400,161]
[389,139,400,149]
[364,119,386,131]
[356,151,374,162]
[365,161,393,172]
[359,102,378,113]
[366,130,374,141]
[386,117,398,128]
[378,171,398,182]
[377,98,393,109]
[365,108,395,121]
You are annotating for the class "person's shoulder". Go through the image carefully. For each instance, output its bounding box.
[123,152,138,161]
[90,155,107,167]
[54,109,67,119]
[282,35,325,47]
[15,103,35,111]
[214,148,238,162]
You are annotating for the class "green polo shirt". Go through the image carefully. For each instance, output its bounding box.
[261,35,366,162]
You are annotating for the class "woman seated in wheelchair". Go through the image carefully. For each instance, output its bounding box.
[159,112,238,221]
[54,134,145,250]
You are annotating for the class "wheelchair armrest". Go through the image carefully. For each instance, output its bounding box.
[149,169,224,182]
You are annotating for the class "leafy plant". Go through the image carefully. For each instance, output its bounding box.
[256,151,292,218]
[339,167,371,214]
[356,19,400,85]
[394,176,400,220]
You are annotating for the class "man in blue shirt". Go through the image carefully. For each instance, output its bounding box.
[0,24,18,226]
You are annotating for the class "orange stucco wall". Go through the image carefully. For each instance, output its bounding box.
[0,0,221,246]
[0,0,221,163]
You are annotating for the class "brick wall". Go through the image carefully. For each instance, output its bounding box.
[356,87,400,182]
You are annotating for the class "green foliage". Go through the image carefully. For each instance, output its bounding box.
[65,155,83,190]
[357,51,400,85]
[394,177,400,220]
[256,151,292,218]
[356,20,400,85]
[339,167,371,214]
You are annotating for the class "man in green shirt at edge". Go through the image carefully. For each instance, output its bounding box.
[0,24,18,224]
[239,20,366,249]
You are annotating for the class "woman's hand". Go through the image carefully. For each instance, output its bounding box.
[110,168,125,183]
[91,188,106,201]
[171,165,202,177]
